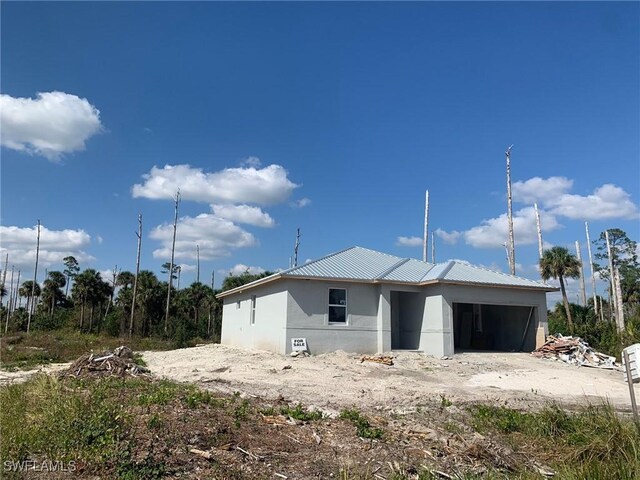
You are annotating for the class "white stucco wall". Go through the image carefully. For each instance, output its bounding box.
[419,283,548,357]
[285,279,380,354]
[220,277,549,358]
[221,281,288,353]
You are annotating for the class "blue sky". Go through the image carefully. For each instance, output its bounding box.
[1,2,638,304]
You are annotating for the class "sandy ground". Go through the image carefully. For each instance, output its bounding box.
[142,344,635,413]
[0,362,70,386]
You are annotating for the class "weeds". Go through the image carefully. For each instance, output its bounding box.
[469,402,640,478]
[280,403,324,421]
[339,407,384,439]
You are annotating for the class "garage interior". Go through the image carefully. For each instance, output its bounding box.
[453,302,537,352]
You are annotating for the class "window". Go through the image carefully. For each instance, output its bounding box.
[250,295,256,325]
[328,288,347,323]
[236,300,241,309]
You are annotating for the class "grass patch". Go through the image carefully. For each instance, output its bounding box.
[339,407,384,440]
[0,329,198,370]
[469,402,640,479]
[280,403,324,421]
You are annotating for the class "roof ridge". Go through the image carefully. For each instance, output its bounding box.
[376,257,411,280]
[436,260,457,279]
[283,246,357,275]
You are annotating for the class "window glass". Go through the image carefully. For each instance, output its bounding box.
[329,306,346,323]
[329,288,346,306]
[328,288,347,323]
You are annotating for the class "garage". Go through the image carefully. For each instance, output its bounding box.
[453,302,537,352]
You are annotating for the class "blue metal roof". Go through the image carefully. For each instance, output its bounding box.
[217,246,555,298]
[283,246,552,289]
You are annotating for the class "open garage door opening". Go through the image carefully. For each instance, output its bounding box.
[453,302,537,352]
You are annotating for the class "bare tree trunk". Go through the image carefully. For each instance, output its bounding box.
[130,214,143,338]
[89,304,94,333]
[1,253,8,308]
[605,230,617,324]
[196,244,200,283]
[505,146,516,275]
[104,265,117,326]
[14,270,21,312]
[27,220,41,334]
[422,190,429,262]
[585,222,598,316]
[575,241,587,306]
[165,191,180,335]
[4,266,14,334]
[614,267,625,332]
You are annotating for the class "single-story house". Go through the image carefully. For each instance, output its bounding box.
[217,246,557,357]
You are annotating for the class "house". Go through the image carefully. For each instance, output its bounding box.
[217,246,557,357]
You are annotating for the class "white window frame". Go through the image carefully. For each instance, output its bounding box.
[328,287,348,325]
[250,295,256,325]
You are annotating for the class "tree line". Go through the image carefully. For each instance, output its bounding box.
[1,255,272,346]
[540,228,639,356]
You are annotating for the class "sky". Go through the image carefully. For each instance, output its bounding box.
[1,2,639,306]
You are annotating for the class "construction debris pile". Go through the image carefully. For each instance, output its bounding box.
[61,346,150,379]
[532,334,618,369]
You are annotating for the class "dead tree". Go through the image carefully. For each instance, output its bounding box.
[423,190,429,262]
[505,146,515,275]
[130,214,142,338]
[585,222,598,315]
[165,190,180,335]
[293,228,301,267]
[575,241,587,306]
[27,220,41,334]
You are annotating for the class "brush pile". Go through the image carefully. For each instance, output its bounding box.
[61,346,150,378]
[532,334,617,369]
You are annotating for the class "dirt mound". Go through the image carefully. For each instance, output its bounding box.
[61,346,150,379]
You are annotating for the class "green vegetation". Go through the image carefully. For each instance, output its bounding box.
[339,407,384,439]
[1,262,273,369]
[469,402,640,479]
[0,330,181,370]
[2,373,639,479]
[280,403,324,421]
[542,228,640,358]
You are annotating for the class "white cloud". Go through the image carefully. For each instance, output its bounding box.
[513,176,573,204]
[132,163,299,205]
[0,224,94,271]
[226,264,266,276]
[396,236,422,247]
[149,214,257,261]
[548,184,639,220]
[291,198,311,208]
[512,177,638,220]
[435,228,461,245]
[463,206,560,249]
[211,204,275,228]
[0,91,102,160]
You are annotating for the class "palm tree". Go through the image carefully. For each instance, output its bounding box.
[41,271,66,316]
[540,246,581,333]
[19,281,41,316]
[63,256,80,297]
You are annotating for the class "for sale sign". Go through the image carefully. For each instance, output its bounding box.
[291,338,308,352]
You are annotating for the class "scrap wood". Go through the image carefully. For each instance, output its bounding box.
[190,448,214,460]
[532,334,618,369]
[361,355,394,366]
[60,346,150,379]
